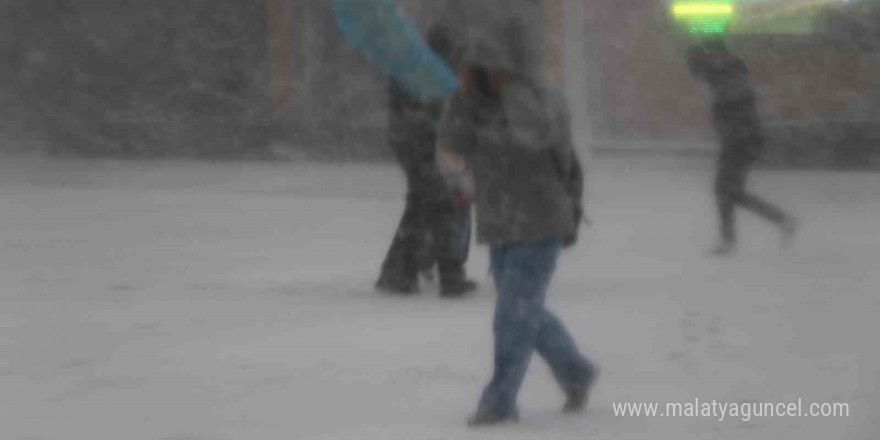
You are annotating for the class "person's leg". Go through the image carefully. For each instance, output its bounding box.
[429,198,477,296]
[716,195,736,246]
[534,310,597,411]
[472,237,562,423]
[457,206,473,263]
[489,243,506,287]
[712,156,743,255]
[737,192,788,224]
[416,235,436,281]
[723,159,798,248]
[377,188,425,294]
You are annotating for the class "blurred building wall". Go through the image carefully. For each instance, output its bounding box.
[278,0,583,160]
[582,0,880,167]
[3,0,273,158]
[6,0,873,163]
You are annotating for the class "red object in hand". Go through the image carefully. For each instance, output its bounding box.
[452,187,473,209]
[446,171,474,209]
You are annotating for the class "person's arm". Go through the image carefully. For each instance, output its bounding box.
[436,144,474,208]
[545,91,587,245]
[436,92,477,205]
[437,92,478,157]
[437,91,478,169]
[435,144,467,176]
[555,96,583,205]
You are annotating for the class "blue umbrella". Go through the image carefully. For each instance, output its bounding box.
[331,0,459,102]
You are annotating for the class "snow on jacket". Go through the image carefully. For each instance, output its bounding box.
[438,81,583,245]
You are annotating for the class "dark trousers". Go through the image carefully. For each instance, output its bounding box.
[714,152,788,244]
[379,173,471,286]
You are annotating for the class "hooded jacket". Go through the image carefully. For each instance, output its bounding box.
[438,72,582,245]
[688,41,764,160]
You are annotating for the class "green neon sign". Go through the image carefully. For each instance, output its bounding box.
[672,1,733,35]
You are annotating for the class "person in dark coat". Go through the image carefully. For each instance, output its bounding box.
[375,25,478,297]
[438,20,598,426]
[687,38,798,256]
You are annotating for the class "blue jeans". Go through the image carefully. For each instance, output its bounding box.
[477,236,594,417]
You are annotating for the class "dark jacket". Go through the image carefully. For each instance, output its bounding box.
[439,80,583,245]
[387,81,449,198]
[689,46,764,162]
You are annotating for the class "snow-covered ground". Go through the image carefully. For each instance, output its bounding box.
[1,155,878,439]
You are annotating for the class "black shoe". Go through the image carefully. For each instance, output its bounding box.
[563,364,600,414]
[375,275,418,295]
[466,408,518,427]
[440,278,478,298]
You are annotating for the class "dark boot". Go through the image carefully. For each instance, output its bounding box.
[441,278,478,297]
[375,273,419,295]
[377,193,427,295]
[438,261,477,298]
[466,408,519,427]
[563,364,600,414]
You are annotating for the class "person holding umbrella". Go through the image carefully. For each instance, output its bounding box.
[375,25,478,297]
